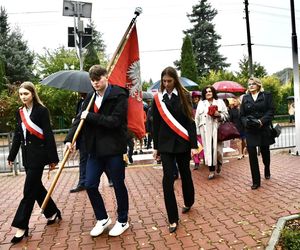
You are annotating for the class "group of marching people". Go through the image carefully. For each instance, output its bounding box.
[7,65,275,243]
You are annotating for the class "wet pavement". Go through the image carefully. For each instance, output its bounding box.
[0,146,299,249]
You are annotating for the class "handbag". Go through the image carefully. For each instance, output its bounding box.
[218,121,241,142]
[246,115,261,129]
[270,123,281,138]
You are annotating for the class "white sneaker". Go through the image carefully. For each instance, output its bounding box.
[108,221,129,236]
[90,217,111,237]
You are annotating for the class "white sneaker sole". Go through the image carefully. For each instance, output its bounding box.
[108,223,129,236]
[90,218,112,237]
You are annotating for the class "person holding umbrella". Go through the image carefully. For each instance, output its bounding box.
[64,65,129,237]
[7,82,61,244]
[152,66,198,233]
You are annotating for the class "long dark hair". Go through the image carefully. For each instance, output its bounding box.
[201,85,218,101]
[160,67,193,120]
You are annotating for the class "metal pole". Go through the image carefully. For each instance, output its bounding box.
[244,0,254,77]
[290,0,300,155]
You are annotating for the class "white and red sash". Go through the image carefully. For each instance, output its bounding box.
[154,92,189,141]
[19,107,45,140]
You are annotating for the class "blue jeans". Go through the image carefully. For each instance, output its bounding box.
[85,154,128,223]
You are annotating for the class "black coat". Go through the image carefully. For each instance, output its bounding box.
[240,91,275,146]
[65,85,128,157]
[7,104,59,168]
[152,93,198,153]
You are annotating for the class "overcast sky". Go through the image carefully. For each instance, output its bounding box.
[1,0,299,81]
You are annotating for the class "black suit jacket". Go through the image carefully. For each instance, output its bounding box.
[240,91,275,146]
[7,103,59,168]
[152,93,198,153]
[65,85,129,157]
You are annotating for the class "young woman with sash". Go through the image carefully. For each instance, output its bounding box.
[7,82,61,244]
[152,67,198,233]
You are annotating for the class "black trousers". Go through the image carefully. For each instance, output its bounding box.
[12,167,58,229]
[160,152,195,224]
[247,146,270,186]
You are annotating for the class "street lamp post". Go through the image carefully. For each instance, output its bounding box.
[290,0,300,156]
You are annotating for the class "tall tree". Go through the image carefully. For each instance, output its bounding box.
[0,7,34,84]
[36,46,80,77]
[184,0,229,77]
[179,35,198,83]
[83,22,107,71]
[236,55,267,86]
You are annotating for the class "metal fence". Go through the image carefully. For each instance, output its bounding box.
[0,129,79,174]
[0,125,297,173]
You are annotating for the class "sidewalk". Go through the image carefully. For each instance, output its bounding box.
[0,149,299,249]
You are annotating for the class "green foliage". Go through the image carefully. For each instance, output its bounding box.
[142,80,151,91]
[279,82,294,115]
[83,43,100,72]
[261,76,281,114]
[236,55,268,83]
[0,7,35,84]
[184,0,230,77]
[36,47,80,77]
[0,59,5,91]
[281,228,300,250]
[83,21,108,71]
[0,89,21,132]
[179,35,198,82]
[199,70,237,90]
[36,84,78,129]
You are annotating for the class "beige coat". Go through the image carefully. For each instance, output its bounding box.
[195,99,229,167]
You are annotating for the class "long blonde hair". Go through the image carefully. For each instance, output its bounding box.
[19,81,44,106]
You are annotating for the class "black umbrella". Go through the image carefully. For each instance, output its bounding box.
[142,91,153,100]
[286,96,294,100]
[148,77,199,91]
[41,70,93,93]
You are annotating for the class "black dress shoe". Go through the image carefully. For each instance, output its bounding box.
[265,175,270,180]
[47,210,62,225]
[251,184,260,190]
[70,186,85,193]
[11,228,28,244]
[169,223,177,233]
[182,206,191,214]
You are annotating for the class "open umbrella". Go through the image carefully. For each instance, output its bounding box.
[142,91,153,100]
[148,76,199,92]
[286,96,294,100]
[213,81,246,93]
[217,92,236,99]
[41,70,93,93]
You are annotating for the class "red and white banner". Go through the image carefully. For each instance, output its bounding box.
[19,107,45,140]
[154,93,189,141]
[109,24,145,139]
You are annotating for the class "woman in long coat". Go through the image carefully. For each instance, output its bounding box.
[7,82,61,244]
[240,77,275,190]
[195,86,228,179]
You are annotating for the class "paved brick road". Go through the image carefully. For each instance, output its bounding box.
[0,150,299,249]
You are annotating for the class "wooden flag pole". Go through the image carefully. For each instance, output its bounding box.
[40,7,143,214]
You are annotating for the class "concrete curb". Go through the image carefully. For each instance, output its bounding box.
[266,214,300,250]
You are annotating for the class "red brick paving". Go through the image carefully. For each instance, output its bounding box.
[0,150,299,249]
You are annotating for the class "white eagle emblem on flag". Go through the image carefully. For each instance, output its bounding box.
[127,60,142,101]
